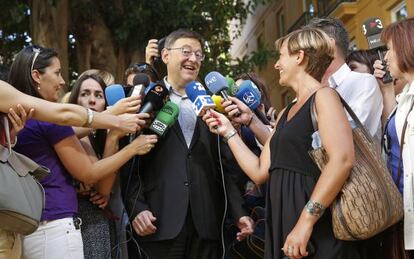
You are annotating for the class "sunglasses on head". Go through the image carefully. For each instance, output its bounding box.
[131,62,159,81]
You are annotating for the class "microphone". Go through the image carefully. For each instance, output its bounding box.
[204,71,231,100]
[149,101,179,137]
[205,71,241,116]
[226,76,237,96]
[128,73,150,97]
[139,81,169,114]
[235,80,270,125]
[362,17,393,83]
[211,95,225,113]
[185,81,216,116]
[105,84,125,107]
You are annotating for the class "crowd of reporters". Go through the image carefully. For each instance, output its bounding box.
[0,15,413,259]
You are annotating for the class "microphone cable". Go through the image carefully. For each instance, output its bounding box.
[217,134,228,259]
[106,155,149,259]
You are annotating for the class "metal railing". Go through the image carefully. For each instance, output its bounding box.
[317,0,356,16]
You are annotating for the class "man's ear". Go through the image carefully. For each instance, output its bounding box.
[161,48,169,64]
[31,70,41,85]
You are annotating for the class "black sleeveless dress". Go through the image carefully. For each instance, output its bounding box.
[264,93,362,259]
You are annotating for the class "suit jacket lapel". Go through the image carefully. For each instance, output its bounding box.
[172,122,188,150]
[189,119,200,150]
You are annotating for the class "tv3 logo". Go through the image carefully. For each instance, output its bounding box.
[243,91,256,105]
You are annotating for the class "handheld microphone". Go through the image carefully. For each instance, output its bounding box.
[149,101,179,137]
[205,71,241,116]
[139,81,169,114]
[185,81,216,116]
[128,73,150,97]
[130,82,168,142]
[212,95,225,113]
[236,80,270,125]
[105,84,125,107]
[226,76,237,96]
[362,17,393,83]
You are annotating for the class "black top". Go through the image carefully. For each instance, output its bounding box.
[270,94,320,178]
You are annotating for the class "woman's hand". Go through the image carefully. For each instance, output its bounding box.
[8,104,34,144]
[282,212,315,259]
[106,95,141,115]
[129,134,158,155]
[116,112,151,134]
[223,97,254,126]
[373,60,393,89]
[89,190,109,209]
[202,110,234,137]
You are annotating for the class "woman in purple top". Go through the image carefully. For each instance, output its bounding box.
[8,45,158,259]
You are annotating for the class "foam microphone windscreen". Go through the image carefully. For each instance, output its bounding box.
[149,101,180,136]
[236,80,261,110]
[133,73,150,87]
[105,84,125,106]
[185,81,207,102]
[204,71,229,95]
[139,81,169,113]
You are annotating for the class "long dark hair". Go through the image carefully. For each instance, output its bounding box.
[8,45,58,98]
[68,74,108,107]
[68,73,108,158]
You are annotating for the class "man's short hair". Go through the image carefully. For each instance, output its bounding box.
[305,17,349,58]
[164,29,204,49]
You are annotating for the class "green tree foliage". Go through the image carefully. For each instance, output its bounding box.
[0,0,276,80]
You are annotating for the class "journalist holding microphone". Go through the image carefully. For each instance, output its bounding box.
[373,18,414,255]
[7,45,157,259]
[204,27,363,259]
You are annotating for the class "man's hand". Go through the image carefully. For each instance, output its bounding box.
[145,39,160,65]
[236,216,254,241]
[133,210,157,236]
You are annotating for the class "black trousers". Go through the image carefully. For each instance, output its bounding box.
[138,209,222,259]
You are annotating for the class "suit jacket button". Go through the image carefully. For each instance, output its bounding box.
[184,181,189,186]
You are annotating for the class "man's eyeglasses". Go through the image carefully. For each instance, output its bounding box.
[167,47,205,61]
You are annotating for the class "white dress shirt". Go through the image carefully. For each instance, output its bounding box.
[395,81,414,249]
[329,63,383,143]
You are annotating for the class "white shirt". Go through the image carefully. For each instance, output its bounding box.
[395,81,414,249]
[329,64,383,143]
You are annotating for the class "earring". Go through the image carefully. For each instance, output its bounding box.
[37,86,40,90]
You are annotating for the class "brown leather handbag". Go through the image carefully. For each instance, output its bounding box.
[308,93,403,241]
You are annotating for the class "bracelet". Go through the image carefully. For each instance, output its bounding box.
[305,200,326,217]
[245,114,254,127]
[82,108,94,128]
[223,129,237,143]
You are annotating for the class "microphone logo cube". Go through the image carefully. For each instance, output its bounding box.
[192,95,216,115]
[150,120,168,136]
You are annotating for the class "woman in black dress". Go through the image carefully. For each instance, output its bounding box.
[203,27,362,258]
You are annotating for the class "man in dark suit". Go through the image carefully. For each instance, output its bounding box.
[125,29,253,259]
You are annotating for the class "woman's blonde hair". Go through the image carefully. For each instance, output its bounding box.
[275,27,334,82]
[79,69,115,86]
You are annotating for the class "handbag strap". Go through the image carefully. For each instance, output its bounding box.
[309,89,372,142]
[396,99,414,187]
